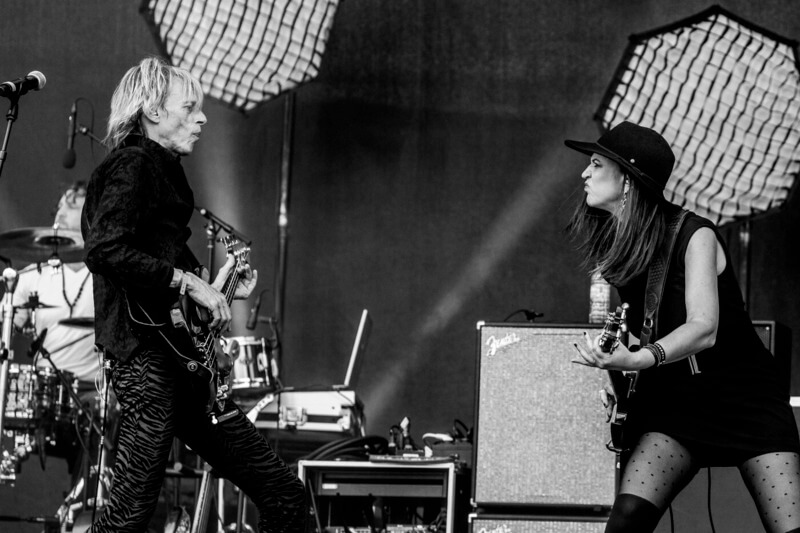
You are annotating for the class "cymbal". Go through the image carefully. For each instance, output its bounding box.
[14,301,55,310]
[59,317,94,329]
[0,226,84,265]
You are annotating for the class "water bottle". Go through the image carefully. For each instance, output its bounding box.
[589,271,610,324]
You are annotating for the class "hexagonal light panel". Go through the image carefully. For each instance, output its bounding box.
[140,0,340,112]
[596,5,800,225]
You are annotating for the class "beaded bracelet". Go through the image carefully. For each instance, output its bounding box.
[644,344,659,367]
[645,342,667,367]
[654,342,667,365]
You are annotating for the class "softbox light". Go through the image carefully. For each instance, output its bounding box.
[596,5,800,226]
[140,0,340,111]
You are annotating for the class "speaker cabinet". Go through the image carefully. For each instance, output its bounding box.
[470,513,608,533]
[473,323,616,509]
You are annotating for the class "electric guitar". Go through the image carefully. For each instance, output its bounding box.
[600,303,638,452]
[129,236,250,419]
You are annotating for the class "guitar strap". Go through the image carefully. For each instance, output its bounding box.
[123,290,213,379]
[639,208,691,369]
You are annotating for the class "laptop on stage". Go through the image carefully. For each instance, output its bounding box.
[333,308,372,391]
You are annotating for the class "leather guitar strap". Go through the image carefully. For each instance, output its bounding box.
[639,209,693,370]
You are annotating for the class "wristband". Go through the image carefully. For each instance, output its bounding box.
[179,271,188,296]
[644,344,659,368]
[644,342,666,367]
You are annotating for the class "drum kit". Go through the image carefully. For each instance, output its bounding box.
[0,225,111,531]
[0,226,279,531]
[222,336,278,393]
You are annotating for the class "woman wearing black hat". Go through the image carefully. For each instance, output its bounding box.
[568,122,800,533]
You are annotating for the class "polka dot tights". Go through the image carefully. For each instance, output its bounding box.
[605,432,800,533]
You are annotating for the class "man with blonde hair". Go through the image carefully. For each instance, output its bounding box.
[82,56,305,532]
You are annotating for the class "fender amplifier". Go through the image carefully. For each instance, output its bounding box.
[473,323,616,510]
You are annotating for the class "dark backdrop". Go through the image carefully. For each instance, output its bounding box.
[1,1,799,530]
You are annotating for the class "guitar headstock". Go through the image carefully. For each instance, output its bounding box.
[222,236,250,267]
[599,303,629,353]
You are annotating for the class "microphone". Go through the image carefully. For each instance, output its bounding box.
[27,328,48,358]
[0,71,46,99]
[62,100,78,168]
[246,290,264,330]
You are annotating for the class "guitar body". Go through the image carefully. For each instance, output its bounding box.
[606,368,637,452]
[600,303,639,453]
[127,236,250,417]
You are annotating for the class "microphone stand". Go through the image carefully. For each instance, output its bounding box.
[33,336,111,530]
[33,335,103,438]
[76,124,104,146]
[0,95,21,181]
[0,268,18,475]
[195,206,252,273]
[57,356,113,531]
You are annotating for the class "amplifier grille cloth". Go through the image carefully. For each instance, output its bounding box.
[474,325,616,507]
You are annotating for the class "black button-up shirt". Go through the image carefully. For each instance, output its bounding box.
[82,134,200,361]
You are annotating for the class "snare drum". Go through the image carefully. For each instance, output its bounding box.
[3,363,78,430]
[223,336,273,390]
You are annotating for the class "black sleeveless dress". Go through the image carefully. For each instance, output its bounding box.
[616,209,800,466]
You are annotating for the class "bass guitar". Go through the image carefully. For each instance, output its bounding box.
[600,303,638,452]
[129,236,250,421]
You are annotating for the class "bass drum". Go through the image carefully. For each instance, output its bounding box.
[222,336,275,391]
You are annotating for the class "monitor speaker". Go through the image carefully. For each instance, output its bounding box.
[470,513,608,533]
[473,323,616,509]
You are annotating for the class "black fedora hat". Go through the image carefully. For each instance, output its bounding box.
[564,121,675,197]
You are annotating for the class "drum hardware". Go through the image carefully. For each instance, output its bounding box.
[1,327,99,482]
[58,316,95,329]
[14,296,56,310]
[0,431,36,483]
[56,356,114,533]
[0,266,20,478]
[0,226,84,266]
[29,333,103,441]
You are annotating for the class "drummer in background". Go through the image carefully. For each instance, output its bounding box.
[4,180,103,474]
[10,181,99,389]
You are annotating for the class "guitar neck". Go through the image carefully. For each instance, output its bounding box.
[220,270,241,307]
[196,269,242,361]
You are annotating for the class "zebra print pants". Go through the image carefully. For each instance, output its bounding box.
[89,348,306,532]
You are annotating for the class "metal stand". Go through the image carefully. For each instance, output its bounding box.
[0,269,64,532]
[0,95,21,180]
[0,268,18,481]
[271,92,296,374]
[196,206,252,276]
[53,355,113,532]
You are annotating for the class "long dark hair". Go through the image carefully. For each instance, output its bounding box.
[568,177,667,286]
